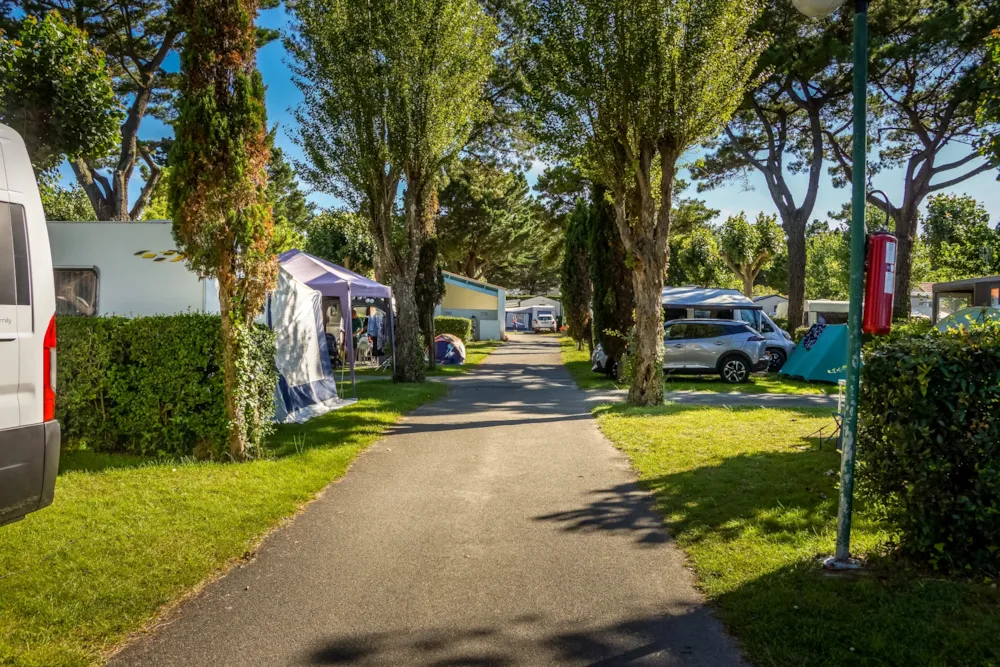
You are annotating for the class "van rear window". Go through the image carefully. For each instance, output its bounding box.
[0,203,31,306]
[10,204,30,306]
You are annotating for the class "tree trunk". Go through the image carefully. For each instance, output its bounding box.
[216,276,245,460]
[892,205,918,320]
[628,258,665,406]
[392,267,426,382]
[742,274,754,298]
[786,222,807,327]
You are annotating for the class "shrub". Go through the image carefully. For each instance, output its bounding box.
[793,326,810,343]
[858,322,1000,576]
[57,314,276,459]
[435,316,472,341]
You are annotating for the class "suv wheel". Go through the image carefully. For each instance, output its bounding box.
[720,357,750,384]
[766,349,787,372]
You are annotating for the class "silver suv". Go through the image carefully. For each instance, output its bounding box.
[663,319,769,383]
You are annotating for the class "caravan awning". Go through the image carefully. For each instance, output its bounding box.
[279,249,392,300]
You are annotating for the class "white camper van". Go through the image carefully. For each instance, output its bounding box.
[0,124,60,526]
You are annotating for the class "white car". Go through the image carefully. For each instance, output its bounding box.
[0,123,60,526]
[533,313,557,333]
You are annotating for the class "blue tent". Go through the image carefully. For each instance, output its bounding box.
[780,324,846,384]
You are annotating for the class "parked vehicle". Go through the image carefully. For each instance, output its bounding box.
[0,123,60,526]
[533,313,556,333]
[662,319,769,383]
[662,286,795,371]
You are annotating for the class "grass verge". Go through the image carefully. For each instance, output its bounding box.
[0,381,447,667]
[595,403,1000,666]
[560,336,836,395]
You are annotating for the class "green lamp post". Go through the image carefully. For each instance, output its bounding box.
[792,0,868,569]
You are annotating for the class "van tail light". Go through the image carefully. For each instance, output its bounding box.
[747,335,765,342]
[43,315,56,422]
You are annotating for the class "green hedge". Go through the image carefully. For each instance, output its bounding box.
[57,314,276,459]
[859,323,1000,576]
[435,316,472,341]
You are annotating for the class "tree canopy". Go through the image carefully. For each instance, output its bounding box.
[528,0,768,405]
[0,11,122,171]
[718,211,783,297]
[437,158,536,282]
[287,0,497,382]
[922,193,999,282]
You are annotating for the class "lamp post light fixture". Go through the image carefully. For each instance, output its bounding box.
[792,0,868,570]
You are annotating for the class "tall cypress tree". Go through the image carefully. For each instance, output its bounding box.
[170,0,276,460]
[561,201,592,352]
[588,184,634,377]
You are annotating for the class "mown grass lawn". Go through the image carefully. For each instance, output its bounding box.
[596,404,1000,666]
[0,381,447,667]
[560,336,836,395]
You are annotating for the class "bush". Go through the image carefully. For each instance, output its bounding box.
[793,326,810,343]
[772,316,789,332]
[435,316,472,341]
[57,314,276,459]
[859,322,1000,576]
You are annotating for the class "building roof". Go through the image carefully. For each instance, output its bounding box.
[931,276,1000,292]
[442,271,505,295]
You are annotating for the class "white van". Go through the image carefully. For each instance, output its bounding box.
[0,124,60,526]
[661,286,796,371]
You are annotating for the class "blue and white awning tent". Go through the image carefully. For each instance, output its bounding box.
[267,250,394,424]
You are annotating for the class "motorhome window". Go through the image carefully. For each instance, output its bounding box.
[0,203,15,305]
[693,309,712,319]
[737,309,761,330]
[54,268,99,316]
[663,307,686,322]
[9,204,30,306]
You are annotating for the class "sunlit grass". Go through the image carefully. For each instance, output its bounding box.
[596,404,1000,666]
[0,382,447,667]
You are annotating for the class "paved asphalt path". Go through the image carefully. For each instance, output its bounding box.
[111,336,744,667]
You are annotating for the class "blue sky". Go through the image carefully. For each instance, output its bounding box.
[86,4,1000,229]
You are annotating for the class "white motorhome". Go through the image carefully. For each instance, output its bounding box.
[47,221,220,317]
[0,124,60,526]
[661,286,796,371]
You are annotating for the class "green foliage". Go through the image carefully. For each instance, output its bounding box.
[922,193,999,282]
[38,171,96,221]
[587,184,634,372]
[528,0,768,406]
[719,211,783,296]
[438,158,538,282]
[287,0,497,383]
[416,236,446,364]
[56,314,276,459]
[303,210,376,275]
[666,197,733,289]
[170,0,276,458]
[980,29,1000,167]
[792,326,809,344]
[434,316,472,342]
[561,200,592,349]
[805,228,849,300]
[0,11,122,170]
[268,145,313,251]
[859,323,1000,576]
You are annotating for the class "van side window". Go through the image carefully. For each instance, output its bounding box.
[0,203,14,305]
[55,268,99,316]
[10,204,31,306]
